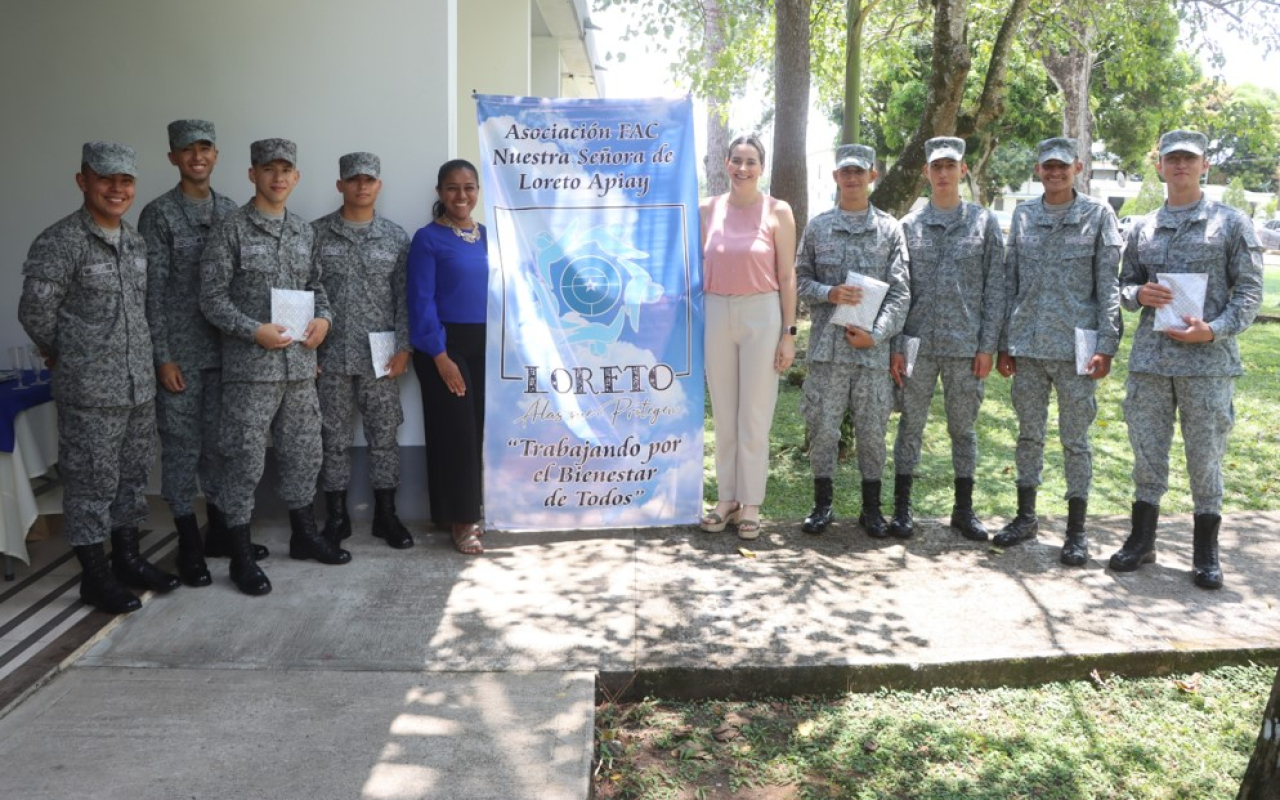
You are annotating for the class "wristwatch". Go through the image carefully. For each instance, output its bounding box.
[783,325,798,336]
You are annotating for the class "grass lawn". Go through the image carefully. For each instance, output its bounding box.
[706,310,1280,522]
[594,664,1274,800]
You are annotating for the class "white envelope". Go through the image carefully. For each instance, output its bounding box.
[829,271,890,333]
[271,288,314,343]
[369,331,397,378]
[1153,272,1208,332]
[1075,328,1097,376]
[903,336,921,378]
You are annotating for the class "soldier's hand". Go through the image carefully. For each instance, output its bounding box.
[827,285,864,306]
[386,350,411,378]
[158,362,186,393]
[435,353,466,396]
[972,352,993,379]
[889,353,907,387]
[255,323,292,350]
[1086,353,1113,380]
[996,351,1016,378]
[1137,282,1174,308]
[302,318,330,350]
[1166,316,1216,343]
[844,326,874,350]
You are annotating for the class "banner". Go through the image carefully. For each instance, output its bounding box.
[476,95,703,531]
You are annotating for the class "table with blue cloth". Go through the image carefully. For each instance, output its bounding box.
[1,372,56,579]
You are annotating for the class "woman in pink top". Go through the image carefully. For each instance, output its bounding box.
[699,135,798,539]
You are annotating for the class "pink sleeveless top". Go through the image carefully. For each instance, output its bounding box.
[703,195,780,296]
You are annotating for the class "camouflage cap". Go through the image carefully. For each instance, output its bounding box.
[250,138,297,167]
[1159,129,1207,158]
[168,119,216,150]
[835,143,875,170]
[339,152,381,180]
[81,141,138,177]
[925,136,965,164]
[1036,137,1078,165]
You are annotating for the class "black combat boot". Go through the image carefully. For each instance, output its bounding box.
[289,506,352,565]
[1109,501,1159,572]
[1059,497,1090,567]
[887,474,914,539]
[859,479,889,539]
[174,514,211,587]
[110,526,180,593]
[322,490,352,544]
[801,477,835,535]
[993,486,1038,547]
[1192,513,1223,589]
[227,524,271,596]
[949,477,988,541]
[372,489,414,549]
[73,542,141,613]
[205,503,269,560]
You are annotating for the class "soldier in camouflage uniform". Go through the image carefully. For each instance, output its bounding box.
[19,142,180,614]
[139,119,266,589]
[313,152,413,549]
[1109,130,1264,588]
[200,138,349,596]
[796,143,910,538]
[889,137,1005,542]
[995,137,1122,566]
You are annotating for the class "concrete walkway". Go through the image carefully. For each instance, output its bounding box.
[1,509,1277,799]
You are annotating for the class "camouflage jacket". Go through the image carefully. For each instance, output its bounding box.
[138,186,238,371]
[894,201,1005,358]
[796,204,910,367]
[1120,198,1264,377]
[311,210,410,377]
[19,207,155,407]
[199,203,331,383]
[1002,193,1122,361]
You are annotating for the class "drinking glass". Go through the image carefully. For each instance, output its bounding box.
[29,346,48,384]
[9,346,33,388]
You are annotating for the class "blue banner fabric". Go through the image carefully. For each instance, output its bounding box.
[475,95,704,531]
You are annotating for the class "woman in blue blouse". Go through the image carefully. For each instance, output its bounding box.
[407,160,488,554]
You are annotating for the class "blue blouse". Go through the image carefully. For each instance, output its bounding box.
[406,220,489,357]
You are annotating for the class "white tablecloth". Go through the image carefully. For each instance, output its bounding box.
[0,402,58,566]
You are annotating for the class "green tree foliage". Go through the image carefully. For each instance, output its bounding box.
[1119,161,1165,216]
[1222,177,1251,212]
[1195,85,1280,192]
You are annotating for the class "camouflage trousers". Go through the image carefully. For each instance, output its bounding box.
[219,379,322,527]
[58,400,156,546]
[803,361,893,481]
[1125,373,1234,515]
[892,355,984,478]
[1011,357,1096,500]
[317,371,403,492]
[155,367,222,516]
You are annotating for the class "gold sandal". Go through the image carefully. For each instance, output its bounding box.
[699,502,742,533]
[451,523,484,555]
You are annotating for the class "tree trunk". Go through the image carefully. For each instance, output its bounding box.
[842,0,864,144]
[1041,18,1096,195]
[968,134,998,206]
[772,0,811,230]
[870,0,970,216]
[702,0,732,197]
[1237,666,1280,800]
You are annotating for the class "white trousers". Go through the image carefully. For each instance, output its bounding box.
[704,292,781,506]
